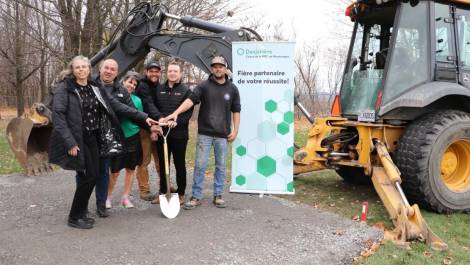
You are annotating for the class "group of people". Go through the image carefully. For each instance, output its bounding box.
[48,55,241,229]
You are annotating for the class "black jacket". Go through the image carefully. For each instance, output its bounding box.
[135,76,162,120]
[95,77,148,129]
[154,81,193,139]
[190,74,241,138]
[48,77,148,171]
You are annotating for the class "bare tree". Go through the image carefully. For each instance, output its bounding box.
[0,0,250,116]
[0,0,49,115]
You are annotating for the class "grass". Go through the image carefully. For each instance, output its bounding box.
[1,118,469,264]
[186,122,232,181]
[0,119,23,175]
[292,127,470,265]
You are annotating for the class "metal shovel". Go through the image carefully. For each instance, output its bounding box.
[159,127,180,219]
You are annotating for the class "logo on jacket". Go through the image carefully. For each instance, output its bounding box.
[224,93,230,101]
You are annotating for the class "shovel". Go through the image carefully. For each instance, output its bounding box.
[159,126,180,219]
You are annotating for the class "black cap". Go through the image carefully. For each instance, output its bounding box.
[146,61,161,70]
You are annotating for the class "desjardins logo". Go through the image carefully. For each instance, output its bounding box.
[237,48,273,56]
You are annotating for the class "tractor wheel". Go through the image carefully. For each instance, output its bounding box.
[336,166,372,185]
[394,110,470,213]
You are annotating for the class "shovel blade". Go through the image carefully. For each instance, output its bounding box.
[159,194,180,219]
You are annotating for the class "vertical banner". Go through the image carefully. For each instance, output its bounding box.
[230,42,295,195]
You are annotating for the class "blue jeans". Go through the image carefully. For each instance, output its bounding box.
[95,158,110,207]
[192,134,228,199]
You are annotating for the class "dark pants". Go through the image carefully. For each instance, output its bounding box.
[69,130,100,220]
[156,137,188,195]
[96,158,110,207]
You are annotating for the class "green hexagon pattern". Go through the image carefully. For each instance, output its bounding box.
[287,146,294,158]
[257,156,276,177]
[287,181,294,192]
[277,122,290,135]
[283,111,294,124]
[235,175,246,186]
[258,121,276,142]
[236,145,247,156]
[265,100,277,113]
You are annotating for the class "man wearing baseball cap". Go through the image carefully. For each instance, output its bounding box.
[163,56,241,209]
[134,61,163,202]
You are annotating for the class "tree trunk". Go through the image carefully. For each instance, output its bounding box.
[14,0,24,117]
[57,0,82,61]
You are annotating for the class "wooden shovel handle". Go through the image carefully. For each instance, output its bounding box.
[163,138,171,196]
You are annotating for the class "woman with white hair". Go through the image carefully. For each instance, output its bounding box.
[48,56,156,229]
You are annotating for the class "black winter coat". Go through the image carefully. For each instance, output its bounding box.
[48,77,148,171]
[95,77,149,129]
[135,76,162,120]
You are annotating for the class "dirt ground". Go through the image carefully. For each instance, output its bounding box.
[0,164,383,265]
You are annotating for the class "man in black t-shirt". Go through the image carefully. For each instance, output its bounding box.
[163,56,241,209]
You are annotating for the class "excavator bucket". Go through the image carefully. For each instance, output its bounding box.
[6,103,53,176]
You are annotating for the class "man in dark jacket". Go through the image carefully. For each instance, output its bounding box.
[163,56,241,209]
[94,59,154,217]
[134,61,163,201]
[152,61,193,204]
[92,58,119,217]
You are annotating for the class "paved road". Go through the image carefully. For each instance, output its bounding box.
[0,168,382,265]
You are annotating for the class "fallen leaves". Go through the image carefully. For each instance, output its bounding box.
[360,239,381,258]
[423,250,432,258]
[442,256,453,265]
[372,222,386,231]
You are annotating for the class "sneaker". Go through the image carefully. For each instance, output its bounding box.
[121,195,134,208]
[105,197,112,209]
[140,192,155,201]
[183,197,201,210]
[178,195,185,205]
[213,195,226,208]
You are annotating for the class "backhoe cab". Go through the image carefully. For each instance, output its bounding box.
[295,0,470,250]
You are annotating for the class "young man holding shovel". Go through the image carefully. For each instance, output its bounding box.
[151,61,193,205]
[163,56,241,209]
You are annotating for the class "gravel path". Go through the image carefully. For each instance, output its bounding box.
[0,166,382,265]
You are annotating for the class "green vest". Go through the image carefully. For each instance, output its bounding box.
[120,94,143,138]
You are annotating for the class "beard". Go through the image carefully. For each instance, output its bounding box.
[213,72,225,80]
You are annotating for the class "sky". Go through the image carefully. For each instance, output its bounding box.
[229,0,354,89]
[231,0,352,48]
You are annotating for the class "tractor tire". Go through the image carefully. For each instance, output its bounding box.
[394,110,470,214]
[336,166,372,185]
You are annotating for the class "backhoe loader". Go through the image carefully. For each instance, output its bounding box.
[8,0,470,250]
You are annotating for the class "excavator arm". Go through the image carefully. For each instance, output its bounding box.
[6,2,260,175]
[90,2,259,76]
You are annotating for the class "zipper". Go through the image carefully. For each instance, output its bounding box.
[91,85,109,112]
